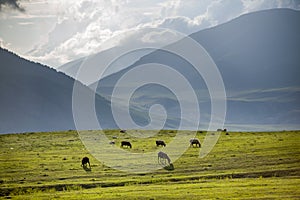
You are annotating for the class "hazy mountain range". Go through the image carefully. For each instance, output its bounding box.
[93,8,300,131]
[0,8,299,133]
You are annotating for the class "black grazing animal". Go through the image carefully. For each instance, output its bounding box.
[121,141,132,148]
[156,140,166,147]
[120,130,126,133]
[81,157,90,167]
[190,138,201,147]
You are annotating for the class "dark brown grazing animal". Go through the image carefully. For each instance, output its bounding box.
[121,141,132,148]
[189,138,201,147]
[81,157,90,167]
[156,140,166,147]
[120,130,126,133]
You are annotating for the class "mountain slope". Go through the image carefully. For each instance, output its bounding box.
[94,9,300,130]
[193,8,300,90]
[0,48,116,133]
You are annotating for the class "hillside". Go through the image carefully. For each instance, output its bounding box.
[0,48,115,133]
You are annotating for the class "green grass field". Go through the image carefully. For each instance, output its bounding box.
[0,130,299,199]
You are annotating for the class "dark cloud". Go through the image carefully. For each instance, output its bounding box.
[0,0,25,12]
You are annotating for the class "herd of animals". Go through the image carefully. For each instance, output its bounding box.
[117,130,202,149]
[81,129,227,168]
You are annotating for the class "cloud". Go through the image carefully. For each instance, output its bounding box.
[242,0,300,12]
[140,29,180,44]
[227,87,300,103]
[26,0,300,67]
[18,21,33,25]
[27,0,121,64]
[0,37,11,49]
[0,0,25,12]
[30,0,209,66]
[206,0,244,25]
[28,0,164,66]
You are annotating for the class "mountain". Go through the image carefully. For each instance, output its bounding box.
[93,9,300,131]
[0,48,120,134]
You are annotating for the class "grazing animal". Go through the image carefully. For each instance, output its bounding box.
[158,151,171,165]
[120,130,126,133]
[81,157,90,168]
[190,138,201,147]
[109,141,115,145]
[156,140,166,147]
[121,141,132,148]
[112,136,118,139]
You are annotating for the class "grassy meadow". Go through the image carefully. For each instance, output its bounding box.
[0,130,299,199]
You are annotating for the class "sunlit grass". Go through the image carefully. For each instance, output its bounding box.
[0,130,299,199]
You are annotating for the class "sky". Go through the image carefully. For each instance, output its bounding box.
[0,0,299,68]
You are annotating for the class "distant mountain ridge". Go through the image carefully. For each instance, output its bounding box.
[94,9,300,131]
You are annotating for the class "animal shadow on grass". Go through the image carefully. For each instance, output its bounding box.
[82,165,92,172]
[163,163,175,171]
